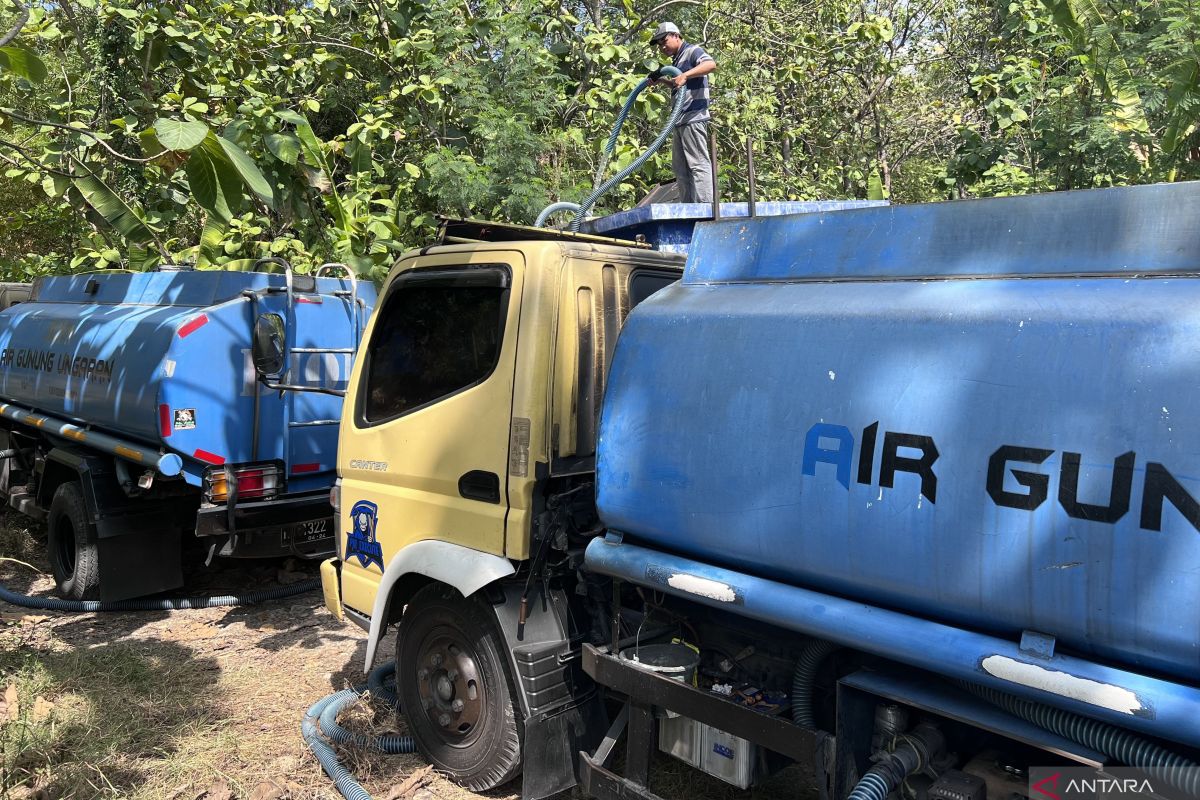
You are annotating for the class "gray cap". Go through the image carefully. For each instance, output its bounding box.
[650,22,680,43]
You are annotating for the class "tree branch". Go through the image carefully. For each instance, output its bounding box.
[616,0,705,45]
[0,108,170,164]
[0,0,29,47]
[0,140,75,178]
[0,139,76,176]
[259,39,404,77]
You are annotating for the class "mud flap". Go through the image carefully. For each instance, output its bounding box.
[522,694,607,800]
[95,515,183,601]
[489,583,607,800]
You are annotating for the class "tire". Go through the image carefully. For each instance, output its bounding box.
[46,482,100,600]
[396,584,522,791]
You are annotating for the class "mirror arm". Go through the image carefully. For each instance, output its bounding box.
[256,377,347,398]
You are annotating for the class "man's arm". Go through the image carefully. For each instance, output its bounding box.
[672,57,716,87]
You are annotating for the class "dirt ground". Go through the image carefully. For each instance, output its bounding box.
[0,508,480,800]
[0,509,806,800]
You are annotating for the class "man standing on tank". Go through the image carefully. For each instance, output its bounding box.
[650,22,717,204]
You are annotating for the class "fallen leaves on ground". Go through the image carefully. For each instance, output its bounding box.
[196,779,233,800]
[383,765,436,800]
[2,681,18,722]
[31,694,52,721]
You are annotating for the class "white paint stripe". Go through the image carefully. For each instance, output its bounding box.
[981,655,1142,715]
[667,573,737,603]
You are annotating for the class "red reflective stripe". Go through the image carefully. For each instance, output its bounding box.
[193,449,225,465]
[178,314,209,338]
[296,296,322,304]
[159,404,172,438]
[291,462,320,473]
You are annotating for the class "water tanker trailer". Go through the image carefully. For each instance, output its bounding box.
[0,263,374,601]
[320,188,1200,800]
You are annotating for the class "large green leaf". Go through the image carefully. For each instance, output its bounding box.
[0,46,47,83]
[275,110,349,231]
[196,214,229,268]
[265,132,301,165]
[153,117,210,151]
[216,135,274,207]
[192,133,267,213]
[184,149,231,220]
[126,244,160,271]
[208,147,248,216]
[73,170,157,247]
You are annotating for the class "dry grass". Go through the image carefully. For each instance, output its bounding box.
[0,508,809,800]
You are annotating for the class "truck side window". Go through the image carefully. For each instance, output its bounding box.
[628,271,678,309]
[360,267,509,424]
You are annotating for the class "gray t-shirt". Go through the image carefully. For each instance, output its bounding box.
[672,42,713,125]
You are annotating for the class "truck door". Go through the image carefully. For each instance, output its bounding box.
[340,257,521,602]
[552,262,678,470]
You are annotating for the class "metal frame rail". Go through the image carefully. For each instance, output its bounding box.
[578,643,833,800]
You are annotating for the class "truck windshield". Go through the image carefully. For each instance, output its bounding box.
[358,266,509,425]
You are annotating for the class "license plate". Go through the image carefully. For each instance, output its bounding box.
[282,518,330,545]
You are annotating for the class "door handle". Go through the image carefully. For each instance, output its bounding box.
[459,470,500,504]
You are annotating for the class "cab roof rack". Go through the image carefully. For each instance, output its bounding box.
[436,217,652,249]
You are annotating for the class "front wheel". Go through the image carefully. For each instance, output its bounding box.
[396,584,522,791]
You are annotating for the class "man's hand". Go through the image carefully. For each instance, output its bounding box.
[672,73,687,88]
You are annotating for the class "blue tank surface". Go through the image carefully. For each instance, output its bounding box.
[0,270,375,488]
[582,200,887,253]
[595,182,1200,694]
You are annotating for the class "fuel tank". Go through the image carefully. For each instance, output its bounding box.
[596,183,1200,682]
[0,269,375,486]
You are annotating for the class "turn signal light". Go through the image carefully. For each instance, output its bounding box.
[204,463,282,503]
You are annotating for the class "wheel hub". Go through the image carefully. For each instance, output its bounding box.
[415,633,484,741]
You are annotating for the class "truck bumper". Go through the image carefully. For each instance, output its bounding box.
[320,558,344,621]
[195,492,334,559]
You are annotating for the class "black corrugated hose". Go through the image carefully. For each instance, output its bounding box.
[0,578,320,610]
[792,638,841,728]
[961,681,1200,797]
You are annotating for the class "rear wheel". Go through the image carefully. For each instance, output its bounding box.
[47,482,100,600]
[396,584,522,791]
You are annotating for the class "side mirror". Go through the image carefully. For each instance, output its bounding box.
[252,313,286,379]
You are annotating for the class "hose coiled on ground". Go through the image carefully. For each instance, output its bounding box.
[303,661,416,800]
[791,638,840,728]
[962,682,1200,797]
[367,661,398,708]
[0,578,320,611]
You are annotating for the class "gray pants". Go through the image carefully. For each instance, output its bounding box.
[672,120,713,204]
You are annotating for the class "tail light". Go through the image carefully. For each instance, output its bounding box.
[204,463,283,503]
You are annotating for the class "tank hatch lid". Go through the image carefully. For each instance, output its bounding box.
[436,217,651,249]
[685,182,1200,284]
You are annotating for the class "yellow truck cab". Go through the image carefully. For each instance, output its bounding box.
[322,218,683,797]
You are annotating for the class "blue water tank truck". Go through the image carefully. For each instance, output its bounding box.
[320,185,1200,800]
[0,262,375,601]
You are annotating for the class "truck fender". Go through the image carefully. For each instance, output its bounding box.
[363,540,515,669]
